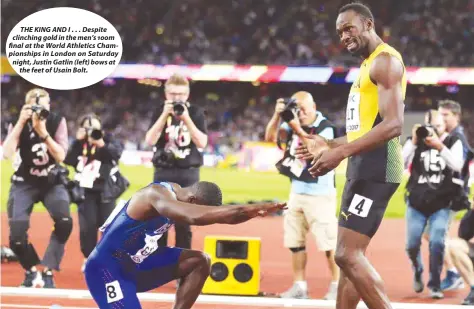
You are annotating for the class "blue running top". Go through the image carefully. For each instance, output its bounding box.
[96,182,175,264]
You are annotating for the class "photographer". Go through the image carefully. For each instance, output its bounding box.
[435,100,471,291]
[64,114,125,271]
[3,88,71,288]
[446,198,474,306]
[145,74,207,254]
[265,91,339,300]
[403,110,464,299]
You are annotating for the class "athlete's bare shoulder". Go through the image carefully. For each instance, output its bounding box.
[369,52,404,87]
[126,183,178,220]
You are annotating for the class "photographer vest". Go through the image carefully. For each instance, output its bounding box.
[406,133,462,215]
[151,104,206,169]
[12,112,63,186]
[276,119,336,183]
[64,134,123,192]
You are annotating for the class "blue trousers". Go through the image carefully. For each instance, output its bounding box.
[405,205,451,289]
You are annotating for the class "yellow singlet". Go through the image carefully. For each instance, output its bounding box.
[345,43,407,183]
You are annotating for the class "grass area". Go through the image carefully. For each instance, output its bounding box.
[1,160,470,219]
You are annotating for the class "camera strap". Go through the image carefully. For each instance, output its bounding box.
[82,143,96,157]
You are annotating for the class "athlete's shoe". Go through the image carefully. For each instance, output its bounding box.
[441,270,464,291]
[462,289,474,306]
[413,271,424,293]
[429,288,444,299]
[42,270,56,288]
[323,282,338,300]
[279,283,309,299]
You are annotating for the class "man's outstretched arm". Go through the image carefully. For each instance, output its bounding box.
[146,185,286,226]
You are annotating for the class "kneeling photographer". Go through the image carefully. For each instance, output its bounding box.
[3,88,71,288]
[403,110,465,299]
[145,74,208,255]
[265,92,339,299]
[64,114,126,271]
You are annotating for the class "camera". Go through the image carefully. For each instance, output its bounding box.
[31,93,50,120]
[280,98,299,123]
[415,125,434,141]
[172,101,186,116]
[30,104,50,120]
[48,165,85,203]
[87,128,103,140]
[152,148,176,168]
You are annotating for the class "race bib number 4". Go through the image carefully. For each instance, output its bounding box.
[346,93,361,132]
[348,194,373,218]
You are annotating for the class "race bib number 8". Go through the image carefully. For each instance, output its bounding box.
[346,93,361,132]
[105,280,124,303]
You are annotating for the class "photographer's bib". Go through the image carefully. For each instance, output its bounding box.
[13,112,63,185]
[76,158,102,189]
[406,134,464,215]
[276,119,335,183]
[150,104,206,169]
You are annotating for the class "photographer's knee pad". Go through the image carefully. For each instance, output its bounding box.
[53,216,73,244]
[9,220,40,269]
[289,246,306,253]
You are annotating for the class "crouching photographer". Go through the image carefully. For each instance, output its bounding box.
[64,114,127,271]
[145,74,208,254]
[3,88,71,288]
[403,110,465,299]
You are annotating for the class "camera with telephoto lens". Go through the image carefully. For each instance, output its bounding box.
[415,125,434,144]
[87,128,103,140]
[280,98,300,123]
[172,101,186,116]
[48,165,85,203]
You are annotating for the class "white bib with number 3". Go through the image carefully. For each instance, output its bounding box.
[346,93,361,132]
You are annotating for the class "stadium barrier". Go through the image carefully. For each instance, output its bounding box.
[2,56,473,85]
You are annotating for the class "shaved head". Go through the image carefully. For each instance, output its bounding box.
[291,91,317,126]
[291,91,314,104]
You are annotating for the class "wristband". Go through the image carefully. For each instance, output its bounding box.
[40,134,50,142]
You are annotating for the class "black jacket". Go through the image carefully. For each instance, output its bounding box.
[149,103,207,169]
[64,133,124,192]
